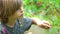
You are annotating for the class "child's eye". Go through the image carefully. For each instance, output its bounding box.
[17,6,24,13]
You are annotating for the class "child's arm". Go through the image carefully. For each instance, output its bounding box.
[30,18,51,29]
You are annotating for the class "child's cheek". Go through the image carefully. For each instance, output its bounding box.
[16,11,24,18]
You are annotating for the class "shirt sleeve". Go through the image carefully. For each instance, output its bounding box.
[22,18,32,31]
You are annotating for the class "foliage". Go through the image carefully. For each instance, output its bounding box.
[23,0,60,34]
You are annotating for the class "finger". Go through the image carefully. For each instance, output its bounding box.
[40,24,51,29]
[43,21,50,25]
[44,24,51,28]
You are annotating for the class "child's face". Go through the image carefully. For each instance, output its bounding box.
[8,7,24,19]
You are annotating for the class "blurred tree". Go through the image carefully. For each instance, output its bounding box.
[23,0,60,34]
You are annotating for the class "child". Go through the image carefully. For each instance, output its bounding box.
[0,0,51,34]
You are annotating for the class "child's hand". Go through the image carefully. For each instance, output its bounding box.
[38,20,51,29]
[31,18,51,29]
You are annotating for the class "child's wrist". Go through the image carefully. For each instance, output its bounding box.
[30,18,42,25]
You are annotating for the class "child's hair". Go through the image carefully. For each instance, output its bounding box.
[0,0,22,23]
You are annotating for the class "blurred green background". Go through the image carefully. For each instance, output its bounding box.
[23,0,60,34]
